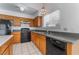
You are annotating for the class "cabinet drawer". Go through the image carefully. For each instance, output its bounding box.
[12,32,20,35]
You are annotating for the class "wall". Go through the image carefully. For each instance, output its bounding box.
[58,4,79,33]
[44,3,79,33]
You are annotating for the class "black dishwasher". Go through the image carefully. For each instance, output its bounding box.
[46,37,67,55]
[21,28,31,43]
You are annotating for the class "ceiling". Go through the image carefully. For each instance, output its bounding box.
[0,3,72,17]
[0,3,42,16]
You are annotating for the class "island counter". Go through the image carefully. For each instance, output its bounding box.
[0,35,13,55]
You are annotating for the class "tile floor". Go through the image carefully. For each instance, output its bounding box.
[13,41,42,55]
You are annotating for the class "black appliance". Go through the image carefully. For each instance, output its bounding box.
[21,28,31,43]
[0,20,11,35]
[46,37,67,55]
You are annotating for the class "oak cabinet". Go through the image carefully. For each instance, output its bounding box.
[12,32,21,44]
[39,35,46,55]
[31,32,46,54]
[66,43,72,55]
[2,47,10,55]
[31,32,34,42]
[33,16,42,27]
[0,36,13,55]
[35,35,39,48]
[31,32,36,43]
[31,32,39,47]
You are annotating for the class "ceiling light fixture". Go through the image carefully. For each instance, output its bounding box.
[20,7,24,11]
[40,3,47,16]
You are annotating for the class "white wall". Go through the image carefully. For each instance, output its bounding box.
[58,4,79,33]
[0,9,35,18]
[44,3,79,33]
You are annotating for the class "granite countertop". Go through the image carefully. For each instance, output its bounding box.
[11,26,35,32]
[32,31,79,44]
[0,35,13,46]
[30,27,79,33]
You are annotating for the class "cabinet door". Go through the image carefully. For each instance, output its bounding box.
[3,49,9,55]
[34,33,39,48]
[31,32,35,43]
[31,32,33,41]
[31,32,37,44]
[66,43,72,55]
[33,16,42,27]
[39,35,46,55]
[14,18,20,26]
[0,36,13,55]
[3,47,10,55]
[0,39,11,54]
[12,32,21,44]
[33,33,37,45]
[31,32,39,48]
[35,36,39,48]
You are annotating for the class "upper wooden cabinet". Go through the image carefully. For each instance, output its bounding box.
[33,16,42,27]
[0,14,33,26]
[12,32,21,44]
[13,18,20,26]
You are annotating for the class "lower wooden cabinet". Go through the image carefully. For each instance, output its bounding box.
[66,43,72,55]
[31,32,38,46]
[0,36,13,55]
[2,47,10,55]
[39,35,46,55]
[12,32,21,44]
[31,32,36,43]
[31,32,46,55]
[35,36,39,48]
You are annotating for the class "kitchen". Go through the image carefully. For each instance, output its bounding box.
[0,3,79,55]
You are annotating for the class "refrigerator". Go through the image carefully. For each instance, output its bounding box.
[0,20,11,35]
